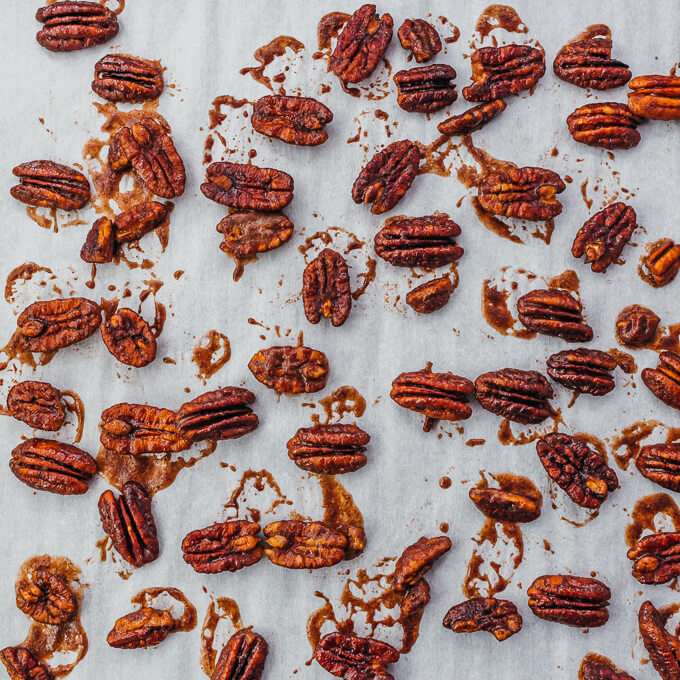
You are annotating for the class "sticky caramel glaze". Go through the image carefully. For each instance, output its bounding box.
[417,135,458,178]
[475,5,528,38]
[60,390,85,443]
[481,280,535,338]
[549,269,580,293]
[316,12,350,59]
[149,300,166,337]
[200,598,244,676]
[192,330,231,381]
[626,493,680,547]
[131,587,197,632]
[317,474,364,530]
[438,16,460,44]
[223,469,292,522]
[439,476,452,489]
[352,257,376,301]
[311,386,366,425]
[607,348,637,374]
[610,420,680,470]
[5,262,54,304]
[621,322,680,355]
[208,95,251,130]
[578,653,628,680]
[0,330,55,371]
[497,411,563,446]
[239,36,305,92]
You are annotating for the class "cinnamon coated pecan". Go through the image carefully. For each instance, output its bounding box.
[252,95,333,146]
[628,75,680,121]
[287,424,370,474]
[393,536,451,590]
[616,305,660,347]
[92,55,164,102]
[546,348,616,395]
[438,100,507,135]
[517,288,593,342]
[627,532,680,585]
[638,600,680,679]
[443,598,522,641]
[397,19,441,63]
[211,629,268,680]
[101,308,156,368]
[581,658,635,680]
[248,346,329,394]
[11,161,90,211]
[303,249,352,327]
[80,217,114,263]
[642,352,680,410]
[7,381,65,431]
[468,486,542,523]
[641,239,680,287]
[567,103,642,150]
[263,520,347,569]
[16,569,76,624]
[107,607,174,649]
[637,444,680,492]
[35,1,118,52]
[405,276,454,314]
[0,647,52,680]
[393,64,457,113]
[217,212,293,262]
[315,633,399,680]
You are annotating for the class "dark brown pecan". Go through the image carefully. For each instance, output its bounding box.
[211,629,268,680]
[438,99,507,135]
[374,215,463,268]
[114,201,168,244]
[516,288,593,342]
[217,212,293,261]
[181,520,263,574]
[637,444,680,492]
[627,532,680,585]
[393,536,452,590]
[248,346,329,394]
[400,578,430,617]
[330,4,393,84]
[641,239,680,287]
[397,19,441,63]
[616,305,660,347]
[107,607,174,649]
[639,600,680,680]
[443,598,522,642]
[581,658,635,680]
[528,575,610,627]
[642,352,680,410]
[463,44,546,102]
[7,381,65,431]
[338,523,367,561]
[567,103,642,150]
[303,248,352,327]
[177,388,258,441]
[101,308,157,368]
[406,276,454,314]
[10,439,96,495]
[202,162,293,212]
[11,160,90,211]
[0,647,52,680]
[98,481,159,567]
[263,520,347,569]
[252,95,333,146]
[92,55,164,102]
[287,424,370,474]
[109,118,185,199]
[35,1,118,52]
[315,633,399,680]
[546,348,616,395]
[536,433,619,509]
[80,216,114,263]
[393,64,457,113]
[478,166,566,221]
[352,140,420,215]
[468,486,542,523]
[474,368,554,424]
[16,569,76,624]
[628,75,680,121]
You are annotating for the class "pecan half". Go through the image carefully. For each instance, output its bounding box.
[536,433,619,509]
[263,520,347,569]
[406,276,454,314]
[443,598,522,642]
[330,4,393,84]
[7,380,65,431]
[0,647,52,680]
[546,348,616,395]
[107,607,174,649]
[516,288,593,342]
[639,600,680,679]
[92,55,164,102]
[528,575,610,627]
[438,99,507,135]
[101,308,156,368]
[627,532,680,585]
[10,439,96,495]
[315,633,399,680]
[252,95,333,146]
[637,444,680,493]
[35,1,118,51]
[400,578,430,617]
[352,140,420,215]
[393,536,451,590]
[642,352,680,410]
[80,216,114,263]
[397,19,441,63]
[628,75,680,121]
[567,103,642,150]
[114,201,168,244]
[16,569,76,624]
[641,239,680,287]
[287,424,370,474]
[393,64,457,113]
[468,486,542,523]
[211,629,268,680]
[475,368,554,424]
[11,161,90,210]
[248,346,329,394]
[616,305,660,347]
[217,211,293,261]
[98,481,159,567]
[303,249,352,327]
[581,658,635,680]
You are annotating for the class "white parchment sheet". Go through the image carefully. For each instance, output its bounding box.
[1,1,679,678]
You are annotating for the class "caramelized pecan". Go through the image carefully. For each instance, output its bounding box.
[468,486,541,523]
[107,607,174,649]
[616,305,660,347]
[546,348,616,395]
[92,55,164,102]
[443,598,522,641]
[287,424,370,474]
[642,352,680,410]
[393,64,457,113]
[637,444,680,493]
[438,99,507,135]
[516,288,593,342]
[7,381,65,431]
[400,578,431,617]
[16,569,76,624]
[35,1,118,52]
[641,239,680,287]
[80,216,114,263]
[101,308,156,368]
[393,536,451,590]
[211,629,268,680]
[567,103,642,149]
[263,520,347,569]
[315,632,399,680]
[114,201,168,244]
[338,523,367,561]
[217,211,293,262]
[0,647,52,680]
[303,249,352,327]
[248,346,329,394]
[628,75,680,121]
[405,276,454,314]
[397,19,441,63]
[11,161,90,211]
[628,532,680,585]
[638,600,680,679]
[581,658,635,680]
[252,95,333,146]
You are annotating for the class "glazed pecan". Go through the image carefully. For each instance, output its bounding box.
[352,140,420,215]
[397,19,441,63]
[101,308,157,368]
[109,118,185,199]
[80,216,114,263]
[642,352,680,410]
[315,633,399,680]
[181,520,263,574]
[567,103,642,150]
[339,523,367,561]
[330,4,393,84]
[393,536,451,590]
[217,212,293,262]
[478,167,566,221]
[7,381,65,431]
[287,424,370,474]
[10,439,96,495]
[211,629,268,680]
[637,444,680,492]
[616,305,660,347]
[468,486,542,523]
[248,346,329,394]
[581,658,635,680]
[516,288,593,342]
[263,520,347,569]
[463,44,546,102]
[98,481,159,567]
[374,215,463,268]
[546,348,616,395]
[641,239,680,287]
[475,368,554,424]
[202,162,293,211]
[35,1,118,52]
[438,100,507,135]
[528,575,610,627]
[0,647,52,680]
[627,532,680,585]
[405,276,454,314]
[393,64,457,113]
[92,55,164,102]
[114,201,168,244]
[639,600,680,680]
[107,607,174,649]
[443,598,522,642]
[628,75,680,121]
[303,249,352,327]
[11,161,90,211]
[536,433,618,509]
[16,569,76,624]
[400,578,431,617]
[252,95,333,146]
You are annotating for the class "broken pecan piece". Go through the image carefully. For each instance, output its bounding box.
[217,211,293,263]
[637,444,680,493]
[211,629,268,680]
[92,55,164,102]
[546,348,616,395]
[16,569,76,624]
[11,160,90,211]
[303,248,352,327]
[114,201,168,244]
[263,520,347,569]
[581,658,635,680]
[394,536,451,590]
[0,647,52,680]
[641,239,680,287]
[252,95,333,146]
[101,308,157,368]
[468,486,542,523]
[405,276,454,314]
[7,380,65,431]
[627,532,680,585]
[80,216,114,263]
[107,607,174,649]
[642,351,680,410]
[393,64,457,113]
[35,1,118,52]
[567,103,642,150]
[438,99,507,135]
[397,19,441,63]
[443,598,522,641]
[616,305,660,347]
[248,346,329,394]
[287,424,370,474]
[628,75,680,121]
[639,600,680,679]
[315,632,399,680]
[516,288,593,342]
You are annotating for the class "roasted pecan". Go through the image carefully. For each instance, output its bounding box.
[80,216,114,263]
[107,607,174,649]
[581,658,635,680]
[303,249,352,327]
[248,346,329,394]
[567,103,642,150]
[638,600,680,680]
[352,140,420,215]
[330,4,393,83]
[11,161,90,211]
[406,276,454,314]
[397,19,441,63]
[516,288,593,342]
[287,424,370,474]
[393,536,452,590]
[438,99,507,135]
[628,75,680,121]
[10,439,96,495]
[16,569,76,624]
[92,55,164,102]
[616,305,660,347]
[101,308,157,368]
[252,95,333,146]
[637,444,680,493]
[315,633,399,680]
[114,201,168,244]
[546,348,616,395]
[443,598,522,642]
[35,1,118,52]
[528,575,610,627]
[98,481,159,567]
[536,433,618,509]
[217,211,293,261]
[468,486,541,523]
[642,352,680,410]
[263,520,347,569]
[0,647,52,680]
[211,629,268,680]
[7,381,65,431]
[109,118,185,199]
[463,44,545,102]
[393,64,457,113]
[627,532,680,585]
[641,239,680,287]
[478,166,566,221]
[339,523,367,561]
[202,162,293,212]
[400,578,430,617]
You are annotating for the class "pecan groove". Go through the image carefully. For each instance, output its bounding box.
[7,381,65,431]
[101,308,157,368]
[92,55,164,102]
[35,1,118,52]
[641,239,680,287]
[639,600,680,679]
[394,536,451,590]
[517,288,593,342]
[303,249,352,327]
[314,632,399,680]
[248,346,329,394]
[438,99,506,135]
[628,532,680,585]
[11,161,90,211]
[616,305,660,347]
[393,64,457,113]
[16,570,77,625]
[263,520,348,569]
[628,75,680,121]
[178,388,258,441]
[637,444,680,492]
[443,598,522,641]
[397,19,441,63]
[0,647,52,680]
[211,629,268,680]
[252,95,333,146]
[642,352,680,410]
[287,424,370,474]
[546,348,616,395]
[107,607,174,649]
[567,103,642,149]
[217,212,293,261]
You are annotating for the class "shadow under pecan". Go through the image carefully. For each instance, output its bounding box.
[642,351,680,410]
[546,348,616,395]
[92,54,164,102]
[581,658,636,680]
[330,4,393,84]
[101,308,156,368]
[8,380,65,431]
[16,569,76,625]
[211,628,268,680]
[628,75,680,121]
[393,535,452,590]
[217,211,293,264]
[263,520,347,569]
[315,632,399,680]
[468,486,542,523]
[35,1,118,52]
[616,305,660,347]
[11,160,90,211]
[287,423,370,474]
[252,95,333,146]
[98,480,159,567]
[639,600,680,679]
[517,288,593,342]
[352,140,420,215]
[107,607,174,649]
[303,248,352,327]
[393,64,457,113]
[567,103,642,150]
[248,345,329,394]
[627,532,680,585]
[637,444,680,493]
[406,276,454,314]
[0,647,52,680]
[641,239,680,287]
[397,18,441,63]
[443,598,522,641]
[438,99,506,135]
